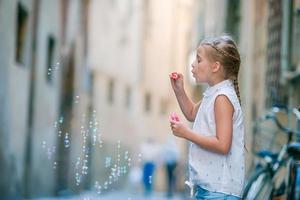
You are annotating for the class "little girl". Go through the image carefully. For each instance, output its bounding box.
[169,35,245,199]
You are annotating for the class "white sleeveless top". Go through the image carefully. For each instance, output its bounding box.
[188,79,245,197]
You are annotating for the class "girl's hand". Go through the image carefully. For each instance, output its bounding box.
[169,120,190,139]
[169,72,184,94]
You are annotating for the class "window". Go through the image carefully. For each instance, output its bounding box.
[46,36,55,83]
[143,0,152,39]
[265,0,284,107]
[292,2,300,70]
[15,2,28,65]
[108,79,115,105]
[159,98,168,115]
[144,92,151,112]
[125,86,132,109]
[225,0,240,42]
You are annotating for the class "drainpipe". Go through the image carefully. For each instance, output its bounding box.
[280,0,292,80]
[280,0,300,82]
[281,0,293,127]
[23,0,39,197]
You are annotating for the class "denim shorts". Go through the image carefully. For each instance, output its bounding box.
[194,186,241,200]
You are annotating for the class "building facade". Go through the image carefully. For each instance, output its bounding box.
[0,0,91,198]
[88,0,196,191]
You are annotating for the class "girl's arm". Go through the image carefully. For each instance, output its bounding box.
[170,95,234,155]
[174,90,201,122]
[170,73,201,122]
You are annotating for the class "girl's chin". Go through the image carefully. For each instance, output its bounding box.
[195,79,205,84]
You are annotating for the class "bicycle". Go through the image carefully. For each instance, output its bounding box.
[284,106,300,200]
[242,106,300,200]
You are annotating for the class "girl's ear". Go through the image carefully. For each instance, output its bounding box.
[212,61,221,73]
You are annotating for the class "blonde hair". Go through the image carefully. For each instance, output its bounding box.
[200,35,241,104]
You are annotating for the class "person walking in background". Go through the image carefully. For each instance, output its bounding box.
[169,35,245,200]
[128,164,142,192]
[162,137,179,198]
[140,138,160,196]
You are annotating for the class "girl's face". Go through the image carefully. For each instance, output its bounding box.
[191,46,214,84]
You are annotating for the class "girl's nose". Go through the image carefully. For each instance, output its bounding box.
[191,61,196,68]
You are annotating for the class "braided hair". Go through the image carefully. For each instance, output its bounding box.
[200,35,241,104]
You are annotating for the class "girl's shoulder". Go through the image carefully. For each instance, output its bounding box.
[213,87,240,108]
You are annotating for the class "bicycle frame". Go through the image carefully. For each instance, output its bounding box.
[285,107,300,200]
[268,106,300,200]
[243,106,300,199]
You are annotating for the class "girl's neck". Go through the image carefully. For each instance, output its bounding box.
[208,77,226,87]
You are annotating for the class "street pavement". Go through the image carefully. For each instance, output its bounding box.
[32,190,190,200]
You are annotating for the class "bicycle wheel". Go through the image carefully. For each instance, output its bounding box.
[286,160,300,200]
[243,167,274,200]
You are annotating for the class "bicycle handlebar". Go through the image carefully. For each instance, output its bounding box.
[271,104,300,121]
[260,113,292,134]
[259,106,300,137]
[272,103,289,113]
[292,108,300,121]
